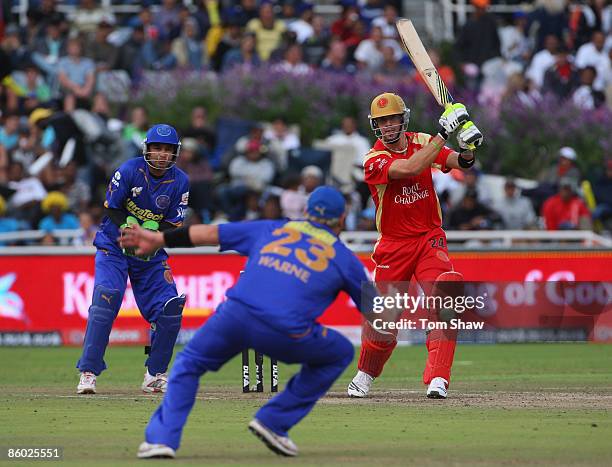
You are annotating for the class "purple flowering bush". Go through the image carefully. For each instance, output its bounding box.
[137,67,611,177]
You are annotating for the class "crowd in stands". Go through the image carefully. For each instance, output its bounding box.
[0,0,611,245]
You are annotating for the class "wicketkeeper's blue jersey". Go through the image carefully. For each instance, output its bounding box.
[97,157,190,252]
[219,219,371,334]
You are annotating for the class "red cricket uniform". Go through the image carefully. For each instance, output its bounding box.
[359,132,458,384]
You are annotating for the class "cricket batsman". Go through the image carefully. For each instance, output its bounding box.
[347,92,483,399]
[76,124,190,395]
[120,186,375,459]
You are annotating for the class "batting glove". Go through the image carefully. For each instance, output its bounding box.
[438,103,469,138]
[457,121,484,150]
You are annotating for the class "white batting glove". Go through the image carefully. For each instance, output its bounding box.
[457,121,484,149]
[438,103,470,136]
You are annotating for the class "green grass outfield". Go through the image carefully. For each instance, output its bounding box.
[1,344,611,466]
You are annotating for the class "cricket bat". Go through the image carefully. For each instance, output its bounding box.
[396,18,476,149]
[395,19,453,109]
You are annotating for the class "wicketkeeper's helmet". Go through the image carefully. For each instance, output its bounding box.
[368,92,410,142]
[142,124,181,170]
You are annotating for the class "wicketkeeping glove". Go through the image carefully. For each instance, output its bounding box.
[137,220,161,261]
[456,121,484,150]
[438,103,469,138]
[120,216,140,257]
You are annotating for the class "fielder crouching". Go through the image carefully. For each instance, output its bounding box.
[121,186,377,459]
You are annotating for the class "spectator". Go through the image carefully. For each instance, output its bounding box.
[501,72,542,108]
[182,106,217,157]
[38,191,80,233]
[542,46,580,98]
[498,11,531,67]
[371,44,413,85]
[372,4,400,40]
[75,211,97,245]
[455,0,501,70]
[320,39,357,74]
[526,34,559,89]
[361,0,385,27]
[571,0,612,50]
[69,0,114,38]
[264,117,300,171]
[221,31,261,72]
[322,116,371,203]
[153,0,182,40]
[222,0,259,29]
[258,193,282,220]
[447,189,500,230]
[30,17,66,77]
[246,2,286,62]
[57,37,96,109]
[449,169,492,208]
[279,173,306,219]
[0,195,24,246]
[84,17,119,73]
[147,39,178,71]
[330,4,362,44]
[115,25,147,80]
[572,66,606,109]
[300,164,323,194]
[302,15,330,66]
[27,0,68,38]
[171,17,207,70]
[574,30,611,91]
[494,178,537,229]
[592,158,612,228]
[218,137,276,220]
[528,0,567,51]
[7,161,47,226]
[210,19,242,72]
[286,2,315,44]
[5,62,52,114]
[353,25,404,72]
[0,111,21,152]
[59,161,91,213]
[540,146,582,187]
[274,43,311,75]
[2,24,29,71]
[175,137,214,221]
[122,106,149,155]
[542,178,592,230]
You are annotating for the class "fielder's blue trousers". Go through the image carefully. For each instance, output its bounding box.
[145,298,354,450]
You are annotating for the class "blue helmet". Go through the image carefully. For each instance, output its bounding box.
[142,124,181,170]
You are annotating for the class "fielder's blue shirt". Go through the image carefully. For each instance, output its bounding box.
[219,219,371,334]
[98,157,190,251]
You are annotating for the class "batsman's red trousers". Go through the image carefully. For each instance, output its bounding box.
[359,227,458,384]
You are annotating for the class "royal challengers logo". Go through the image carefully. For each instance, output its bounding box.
[377,97,388,108]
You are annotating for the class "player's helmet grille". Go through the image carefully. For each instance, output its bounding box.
[142,124,182,171]
[368,92,410,142]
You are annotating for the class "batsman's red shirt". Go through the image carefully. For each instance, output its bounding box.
[364,132,453,239]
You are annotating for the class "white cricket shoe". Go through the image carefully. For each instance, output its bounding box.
[137,442,176,459]
[347,370,374,398]
[142,371,168,393]
[77,371,96,394]
[248,419,298,457]
[426,377,448,399]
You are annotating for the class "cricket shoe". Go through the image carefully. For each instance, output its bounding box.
[248,419,298,457]
[426,377,448,399]
[137,442,176,459]
[347,370,374,398]
[142,371,168,393]
[77,371,96,394]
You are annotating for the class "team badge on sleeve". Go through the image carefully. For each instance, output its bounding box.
[180,192,189,206]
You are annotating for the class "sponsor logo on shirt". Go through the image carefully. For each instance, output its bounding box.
[125,199,164,222]
[394,182,429,205]
[180,192,189,206]
[155,194,171,209]
[131,186,143,197]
